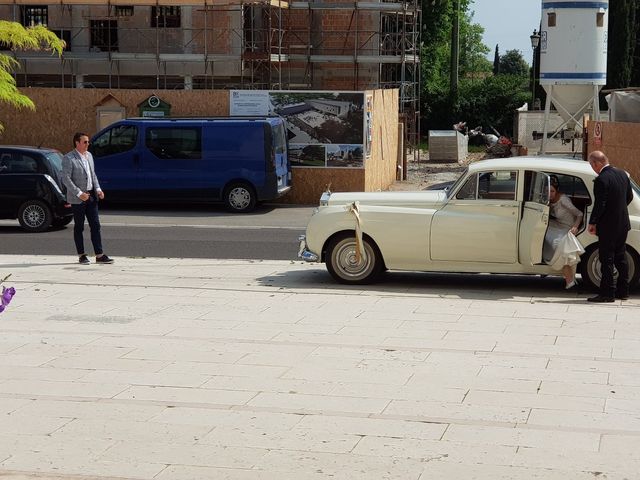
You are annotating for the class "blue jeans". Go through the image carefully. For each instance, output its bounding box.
[71,193,103,256]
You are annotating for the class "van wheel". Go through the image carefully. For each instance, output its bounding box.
[224,183,256,213]
[579,245,640,292]
[18,200,52,232]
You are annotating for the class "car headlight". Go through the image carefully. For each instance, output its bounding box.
[44,174,64,196]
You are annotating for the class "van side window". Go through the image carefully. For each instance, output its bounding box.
[146,127,202,160]
[92,125,137,157]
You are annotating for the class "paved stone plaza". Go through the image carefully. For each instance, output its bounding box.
[0,255,639,479]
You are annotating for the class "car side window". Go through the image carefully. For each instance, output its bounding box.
[91,125,138,158]
[456,171,517,200]
[0,153,11,173]
[456,174,478,199]
[0,153,38,173]
[478,171,517,200]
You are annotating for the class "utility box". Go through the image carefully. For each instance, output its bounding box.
[428,130,468,162]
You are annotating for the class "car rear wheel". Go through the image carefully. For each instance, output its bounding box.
[579,245,640,292]
[325,234,383,284]
[18,200,52,232]
[224,182,256,213]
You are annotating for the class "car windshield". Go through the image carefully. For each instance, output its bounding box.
[45,151,64,171]
[446,167,469,197]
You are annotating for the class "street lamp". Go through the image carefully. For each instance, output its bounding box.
[530,29,541,110]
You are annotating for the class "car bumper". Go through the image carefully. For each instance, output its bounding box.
[53,201,73,219]
[298,235,319,262]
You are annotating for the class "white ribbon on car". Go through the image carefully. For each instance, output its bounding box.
[345,201,366,263]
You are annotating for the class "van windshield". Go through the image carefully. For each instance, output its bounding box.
[273,121,286,154]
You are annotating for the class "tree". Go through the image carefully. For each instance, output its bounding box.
[499,49,529,77]
[457,74,530,136]
[493,45,500,75]
[0,20,64,131]
[459,13,491,79]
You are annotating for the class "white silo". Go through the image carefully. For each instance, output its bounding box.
[538,0,608,154]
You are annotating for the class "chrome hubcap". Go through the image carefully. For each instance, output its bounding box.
[229,188,250,210]
[335,241,371,278]
[23,205,45,228]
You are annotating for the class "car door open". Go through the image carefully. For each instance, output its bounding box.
[519,171,550,265]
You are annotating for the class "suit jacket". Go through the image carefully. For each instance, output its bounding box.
[61,149,101,205]
[588,165,633,238]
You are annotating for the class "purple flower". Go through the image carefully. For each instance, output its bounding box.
[1,286,15,307]
[0,304,4,313]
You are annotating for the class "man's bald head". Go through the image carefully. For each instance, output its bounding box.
[588,150,609,174]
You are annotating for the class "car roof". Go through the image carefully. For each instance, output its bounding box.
[468,156,594,176]
[0,145,60,154]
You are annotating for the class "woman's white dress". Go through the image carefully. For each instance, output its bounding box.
[543,195,585,270]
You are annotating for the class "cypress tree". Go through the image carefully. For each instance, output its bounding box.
[493,44,500,75]
[606,0,634,88]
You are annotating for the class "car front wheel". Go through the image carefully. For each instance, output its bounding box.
[18,200,52,232]
[579,245,640,292]
[325,233,383,284]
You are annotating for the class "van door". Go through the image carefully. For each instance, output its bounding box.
[91,124,139,197]
[140,125,204,199]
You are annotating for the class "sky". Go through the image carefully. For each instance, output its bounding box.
[469,0,543,64]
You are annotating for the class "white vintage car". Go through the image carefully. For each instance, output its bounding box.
[298,157,640,290]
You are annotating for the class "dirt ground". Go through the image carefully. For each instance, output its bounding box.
[389,151,488,191]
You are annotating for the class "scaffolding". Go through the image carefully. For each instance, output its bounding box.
[1,0,420,147]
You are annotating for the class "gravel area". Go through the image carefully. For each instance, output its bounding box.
[389,151,488,191]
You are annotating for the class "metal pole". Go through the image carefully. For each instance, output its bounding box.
[540,85,553,155]
[531,48,536,108]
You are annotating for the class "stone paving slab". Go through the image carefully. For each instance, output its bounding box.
[0,254,639,479]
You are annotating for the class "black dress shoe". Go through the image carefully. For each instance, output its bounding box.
[588,295,615,303]
[616,293,630,300]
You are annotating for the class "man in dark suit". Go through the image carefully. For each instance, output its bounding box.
[587,150,633,302]
[61,132,114,265]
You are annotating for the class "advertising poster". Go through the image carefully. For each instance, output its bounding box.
[230,90,365,168]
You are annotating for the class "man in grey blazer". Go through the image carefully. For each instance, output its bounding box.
[61,132,114,265]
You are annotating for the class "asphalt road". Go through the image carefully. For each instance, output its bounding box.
[0,204,314,260]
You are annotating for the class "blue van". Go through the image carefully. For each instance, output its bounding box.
[90,117,291,212]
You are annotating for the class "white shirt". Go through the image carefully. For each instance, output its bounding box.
[76,149,93,193]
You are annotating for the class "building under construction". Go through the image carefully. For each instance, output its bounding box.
[0,0,421,145]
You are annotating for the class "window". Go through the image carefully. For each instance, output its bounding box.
[543,172,592,211]
[456,174,478,200]
[57,30,71,51]
[21,6,48,27]
[91,125,137,158]
[146,127,201,160]
[596,12,605,27]
[478,171,517,200]
[151,6,181,28]
[457,171,517,200]
[90,20,118,52]
[116,6,134,17]
[0,153,39,173]
[547,12,556,27]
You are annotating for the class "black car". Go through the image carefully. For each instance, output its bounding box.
[0,146,73,232]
